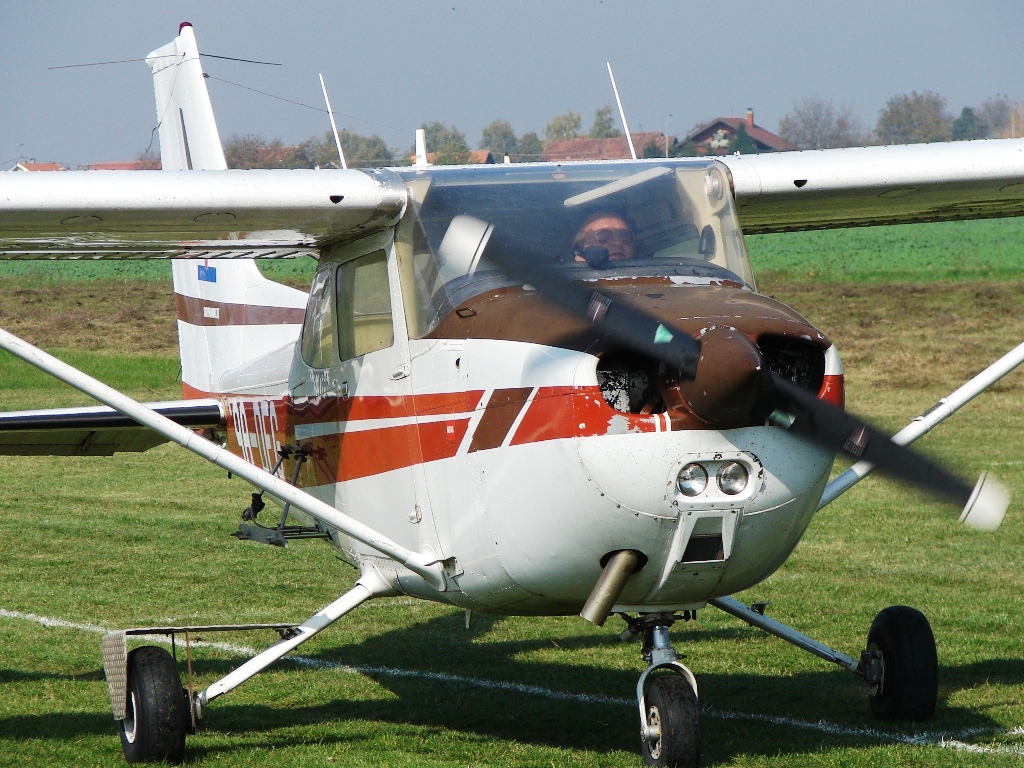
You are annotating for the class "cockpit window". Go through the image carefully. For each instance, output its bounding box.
[396,160,754,339]
[300,267,334,369]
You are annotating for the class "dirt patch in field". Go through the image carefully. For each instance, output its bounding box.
[761,279,1024,394]
[0,280,177,354]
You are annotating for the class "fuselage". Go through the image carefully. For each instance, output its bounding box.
[208,159,844,615]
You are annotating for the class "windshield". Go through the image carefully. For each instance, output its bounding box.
[395,160,754,339]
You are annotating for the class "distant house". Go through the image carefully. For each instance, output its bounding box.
[686,110,793,154]
[9,161,66,172]
[407,149,495,165]
[543,132,671,161]
[79,159,162,171]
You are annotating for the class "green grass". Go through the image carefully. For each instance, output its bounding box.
[747,216,1024,283]
[1,216,1022,287]
[0,256,319,286]
[3,222,1024,765]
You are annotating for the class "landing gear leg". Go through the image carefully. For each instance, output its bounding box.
[710,597,938,723]
[631,614,701,768]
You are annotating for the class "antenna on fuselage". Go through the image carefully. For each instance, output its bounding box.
[318,73,347,169]
[607,62,636,161]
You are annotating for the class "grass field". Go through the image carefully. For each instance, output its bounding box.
[3,220,1024,766]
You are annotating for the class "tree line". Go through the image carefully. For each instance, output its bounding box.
[779,93,1020,150]
[215,93,1023,169]
[219,106,630,169]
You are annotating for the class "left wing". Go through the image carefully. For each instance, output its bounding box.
[0,167,407,259]
[0,399,223,455]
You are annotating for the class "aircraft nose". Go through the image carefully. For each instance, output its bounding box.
[668,326,766,428]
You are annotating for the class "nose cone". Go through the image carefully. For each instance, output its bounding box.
[672,326,766,428]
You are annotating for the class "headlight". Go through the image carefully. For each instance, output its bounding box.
[717,461,749,495]
[677,463,708,496]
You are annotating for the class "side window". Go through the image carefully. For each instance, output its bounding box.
[299,268,334,368]
[337,249,394,362]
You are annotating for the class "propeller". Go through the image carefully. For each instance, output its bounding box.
[484,227,1007,530]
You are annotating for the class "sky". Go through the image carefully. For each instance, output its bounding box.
[2,1,1023,168]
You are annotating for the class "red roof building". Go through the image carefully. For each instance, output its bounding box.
[543,132,671,161]
[79,159,162,171]
[686,110,793,154]
[9,161,66,172]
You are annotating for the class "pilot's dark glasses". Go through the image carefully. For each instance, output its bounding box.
[581,228,634,246]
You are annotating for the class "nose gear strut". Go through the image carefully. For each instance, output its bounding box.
[622,612,701,768]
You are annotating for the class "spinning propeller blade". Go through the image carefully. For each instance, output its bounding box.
[484,228,1007,530]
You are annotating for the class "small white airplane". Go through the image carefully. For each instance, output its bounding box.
[2,23,1024,767]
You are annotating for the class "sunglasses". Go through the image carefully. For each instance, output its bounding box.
[580,227,634,246]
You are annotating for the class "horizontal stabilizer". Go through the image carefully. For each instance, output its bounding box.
[0,399,223,456]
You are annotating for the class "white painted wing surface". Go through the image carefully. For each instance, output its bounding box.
[0,168,407,258]
[721,138,1024,233]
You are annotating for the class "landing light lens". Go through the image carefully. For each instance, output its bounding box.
[677,463,708,496]
[717,462,749,495]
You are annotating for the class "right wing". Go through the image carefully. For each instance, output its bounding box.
[721,139,1024,234]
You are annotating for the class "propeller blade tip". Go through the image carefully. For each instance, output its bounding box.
[959,471,1009,531]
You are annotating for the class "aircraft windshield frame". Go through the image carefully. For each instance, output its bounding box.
[395,159,754,339]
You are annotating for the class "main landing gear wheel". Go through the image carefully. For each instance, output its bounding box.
[865,605,938,721]
[119,646,188,764]
[641,675,700,768]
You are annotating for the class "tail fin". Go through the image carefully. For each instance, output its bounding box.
[146,22,227,172]
[148,24,308,398]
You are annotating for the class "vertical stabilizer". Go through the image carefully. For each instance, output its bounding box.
[148,24,308,398]
[146,22,227,171]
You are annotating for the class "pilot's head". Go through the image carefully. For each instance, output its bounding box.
[573,212,636,263]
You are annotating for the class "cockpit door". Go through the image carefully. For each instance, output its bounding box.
[292,230,424,554]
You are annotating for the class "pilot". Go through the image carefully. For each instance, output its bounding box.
[572,211,636,267]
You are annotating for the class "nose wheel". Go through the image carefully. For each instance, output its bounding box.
[630,613,701,768]
[641,674,700,767]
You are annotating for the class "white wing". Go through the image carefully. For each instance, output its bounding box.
[0,167,407,258]
[720,139,1024,233]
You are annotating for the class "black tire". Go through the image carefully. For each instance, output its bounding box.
[118,646,187,764]
[641,674,700,768]
[866,605,938,721]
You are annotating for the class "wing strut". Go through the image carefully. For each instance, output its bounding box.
[0,326,446,591]
[817,339,1024,510]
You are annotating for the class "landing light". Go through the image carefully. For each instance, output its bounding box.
[676,463,708,496]
[717,461,749,495]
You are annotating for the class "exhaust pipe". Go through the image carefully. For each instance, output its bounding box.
[580,550,641,626]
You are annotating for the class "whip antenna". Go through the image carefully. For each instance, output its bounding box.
[607,62,636,160]
[319,73,347,169]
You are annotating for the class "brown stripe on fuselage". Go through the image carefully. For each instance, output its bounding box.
[468,388,532,453]
[426,279,830,355]
[175,294,306,326]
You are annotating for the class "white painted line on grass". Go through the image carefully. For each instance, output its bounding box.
[4,607,1023,755]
